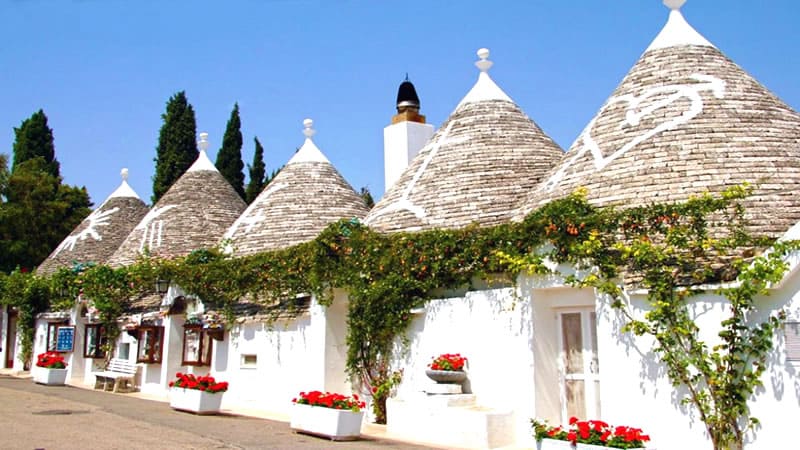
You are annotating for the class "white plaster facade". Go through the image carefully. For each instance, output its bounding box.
[16,252,800,449]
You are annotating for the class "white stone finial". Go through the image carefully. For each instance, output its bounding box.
[475,48,493,73]
[198,132,209,152]
[303,118,316,138]
[121,168,129,181]
[664,0,686,10]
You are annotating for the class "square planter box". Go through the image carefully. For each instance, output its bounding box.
[537,438,654,450]
[169,388,224,415]
[290,403,364,441]
[32,367,68,386]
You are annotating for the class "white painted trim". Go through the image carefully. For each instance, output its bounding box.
[646,9,714,52]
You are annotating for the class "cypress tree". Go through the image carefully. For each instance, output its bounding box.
[0,154,8,202]
[215,103,245,199]
[11,109,60,177]
[245,136,266,204]
[152,91,198,203]
[359,186,375,208]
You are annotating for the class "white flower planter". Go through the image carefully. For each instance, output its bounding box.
[537,438,654,450]
[169,388,224,414]
[32,367,68,386]
[290,403,364,441]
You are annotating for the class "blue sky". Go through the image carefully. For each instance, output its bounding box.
[1,0,798,206]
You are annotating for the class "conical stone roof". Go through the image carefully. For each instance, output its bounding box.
[223,119,369,256]
[37,169,149,275]
[108,134,247,267]
[515,0,800,237]
[365,48,564,233]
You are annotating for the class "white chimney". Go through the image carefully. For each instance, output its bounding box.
[383,76,434,193]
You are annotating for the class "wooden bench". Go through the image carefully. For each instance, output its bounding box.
[93,358,138,393]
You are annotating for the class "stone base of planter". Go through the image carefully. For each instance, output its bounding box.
[386,394,514,449]
[290,403,364,441]
[169,388,223,415]
[424,383,462,394]
[32,367,68,386]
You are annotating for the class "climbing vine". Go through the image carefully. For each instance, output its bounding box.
[0,184,795,445]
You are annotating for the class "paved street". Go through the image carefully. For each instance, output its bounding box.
[0,376,435,450]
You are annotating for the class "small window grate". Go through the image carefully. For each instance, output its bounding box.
[241,354,257,368]
[785,322,800,362]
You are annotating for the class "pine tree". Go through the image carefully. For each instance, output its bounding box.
[245,137,266,204]
[11,109,60,177]
[215,103,245,199]
[152,91,198,203]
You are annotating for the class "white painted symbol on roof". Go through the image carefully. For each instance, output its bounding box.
[51,207,120,257]
[542,73,725,191]
[224,182,289,239]
[365,121,468,225]
[136,204,177,251]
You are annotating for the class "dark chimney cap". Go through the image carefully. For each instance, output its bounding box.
[396,77,420,110]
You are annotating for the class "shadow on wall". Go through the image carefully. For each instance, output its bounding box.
[603,281,800,442]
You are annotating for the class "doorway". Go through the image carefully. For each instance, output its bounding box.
[557,309,600,422]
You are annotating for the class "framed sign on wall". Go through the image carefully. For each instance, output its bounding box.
[55,325,75,352]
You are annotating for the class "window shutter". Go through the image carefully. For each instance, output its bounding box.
[785,322,800,362]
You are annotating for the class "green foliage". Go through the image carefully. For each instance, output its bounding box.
[245,137,266,204]
[368,368,402,424]
[0,153,9,200]
[11,109,59,178]
[0,270,50,367]
[152,91,198,203]
[0,158,92,273]
[215,103,245,199]
[0,184,791,443]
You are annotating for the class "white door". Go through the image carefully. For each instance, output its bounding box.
[558,309,600,422]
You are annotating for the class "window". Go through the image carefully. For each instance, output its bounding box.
[46,322,65,352]
[241,354,258,369]
[84,324,107,359]
[117,342,130,361]
[182,325,213,366]
[785,322,800,362]
[136,326,164,364]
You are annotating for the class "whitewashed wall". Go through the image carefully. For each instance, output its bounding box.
[389,281,536,445]
[574,271,800,450]
[213,291,352,416]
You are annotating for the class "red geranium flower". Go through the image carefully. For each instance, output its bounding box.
[532,417,650,448]
[427,353,468,371]
[293,390,365,412]
[169,372,228,393]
